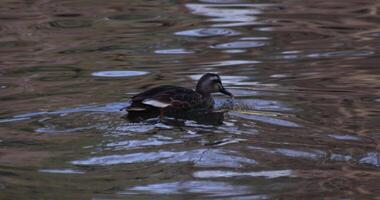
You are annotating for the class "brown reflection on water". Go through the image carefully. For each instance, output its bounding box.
[0,0,380,199]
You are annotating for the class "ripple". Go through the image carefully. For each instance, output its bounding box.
[230,111,300,127]
[186,3,268,27]
[240,37,270,41]
[359,152,380,167]
[154,48,194,54]
[274,148,325,159]
[211,41,266,49]
[282,50,301,54]
[222,49,247,53]
[111,123,158,134]
[272,51,300,60]
[227,89,258,97]
[54,102,127,113]
[108,14,155,21]
[104,138,182,150]
[270,74,290,78]
[35,126,96,134]
[370,32,380,38]
[193,170,294,179]
[0,102,127,124]
[72,151,174,166]
[220,76,252,85]
[14,102,126,118]
[91,70,148,77]
[328,134,362,141]
[105,14,170,28]
[102,120,173,135]
[4,65,83,82]
[306,50,374,59]
[206,60,260,67]
[122,181,252,197]
[206,138,247,146]
[49,19,92,28]
[0,117,30,123]
[0,40,36,49]
[252,147,325,160]
[72,149,256,168]
[175,28,240,37]
[39,169,85,174]
[161,149,256,167]
[234,99,291,111]
[330,153,352,162]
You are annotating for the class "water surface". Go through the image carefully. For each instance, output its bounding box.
[1,0,380,199]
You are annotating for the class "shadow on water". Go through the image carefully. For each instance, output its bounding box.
[125,109,226,126]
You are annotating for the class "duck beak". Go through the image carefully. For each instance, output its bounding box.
[220,85,233,97]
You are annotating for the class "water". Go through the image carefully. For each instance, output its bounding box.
[1,0,380,199]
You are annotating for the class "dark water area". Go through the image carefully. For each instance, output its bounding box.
[1,0,380,199]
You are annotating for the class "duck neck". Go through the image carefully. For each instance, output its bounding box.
[196,88,210,98]
[199,92,214,108]
[201,93,211,99]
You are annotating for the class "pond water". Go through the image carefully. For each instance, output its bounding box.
[1,0,380,199]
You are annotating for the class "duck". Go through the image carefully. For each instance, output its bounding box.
[124,73,233,117]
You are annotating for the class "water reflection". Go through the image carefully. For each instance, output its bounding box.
[222,49,247,54]
[1,0,380,199]
[104,137,182,151]
[123,181,253,197]
[49,19,92,28]
[328,134,362,141]
[72,149,256,168]
[211,40,266,49]
[359,152,380,167]
[204,60,260,67]
[175,28,240,37]
[91,70,149,77]
[193,169,293,179]
[185,3,270,27]
[154,48,194,54]
[126,109,226,125]
[230,112,299,128]
[39,169,85,174]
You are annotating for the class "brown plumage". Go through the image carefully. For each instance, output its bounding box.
[125,73,233,116]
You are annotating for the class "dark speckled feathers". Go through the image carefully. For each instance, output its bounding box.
[126,73,233,112]
[132,85,198,102]
[129,85,205,111]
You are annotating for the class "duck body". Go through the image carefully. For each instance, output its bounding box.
[125,73,233,119]
[128,85,213,112]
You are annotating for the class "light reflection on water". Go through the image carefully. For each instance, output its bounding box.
[39,169,85,174]
[185,3,269,27]
[193,169,293,179]
[72,149,256,168]
[91,70,149,77]
[175,27,240,37]
[122,180,256,198]
[154,48,194,54]
[0,0,380,199]
[211,40,267,49]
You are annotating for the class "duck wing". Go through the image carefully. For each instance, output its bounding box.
[129,85,202,110]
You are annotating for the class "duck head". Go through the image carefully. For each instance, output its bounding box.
[195,73,233,97]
